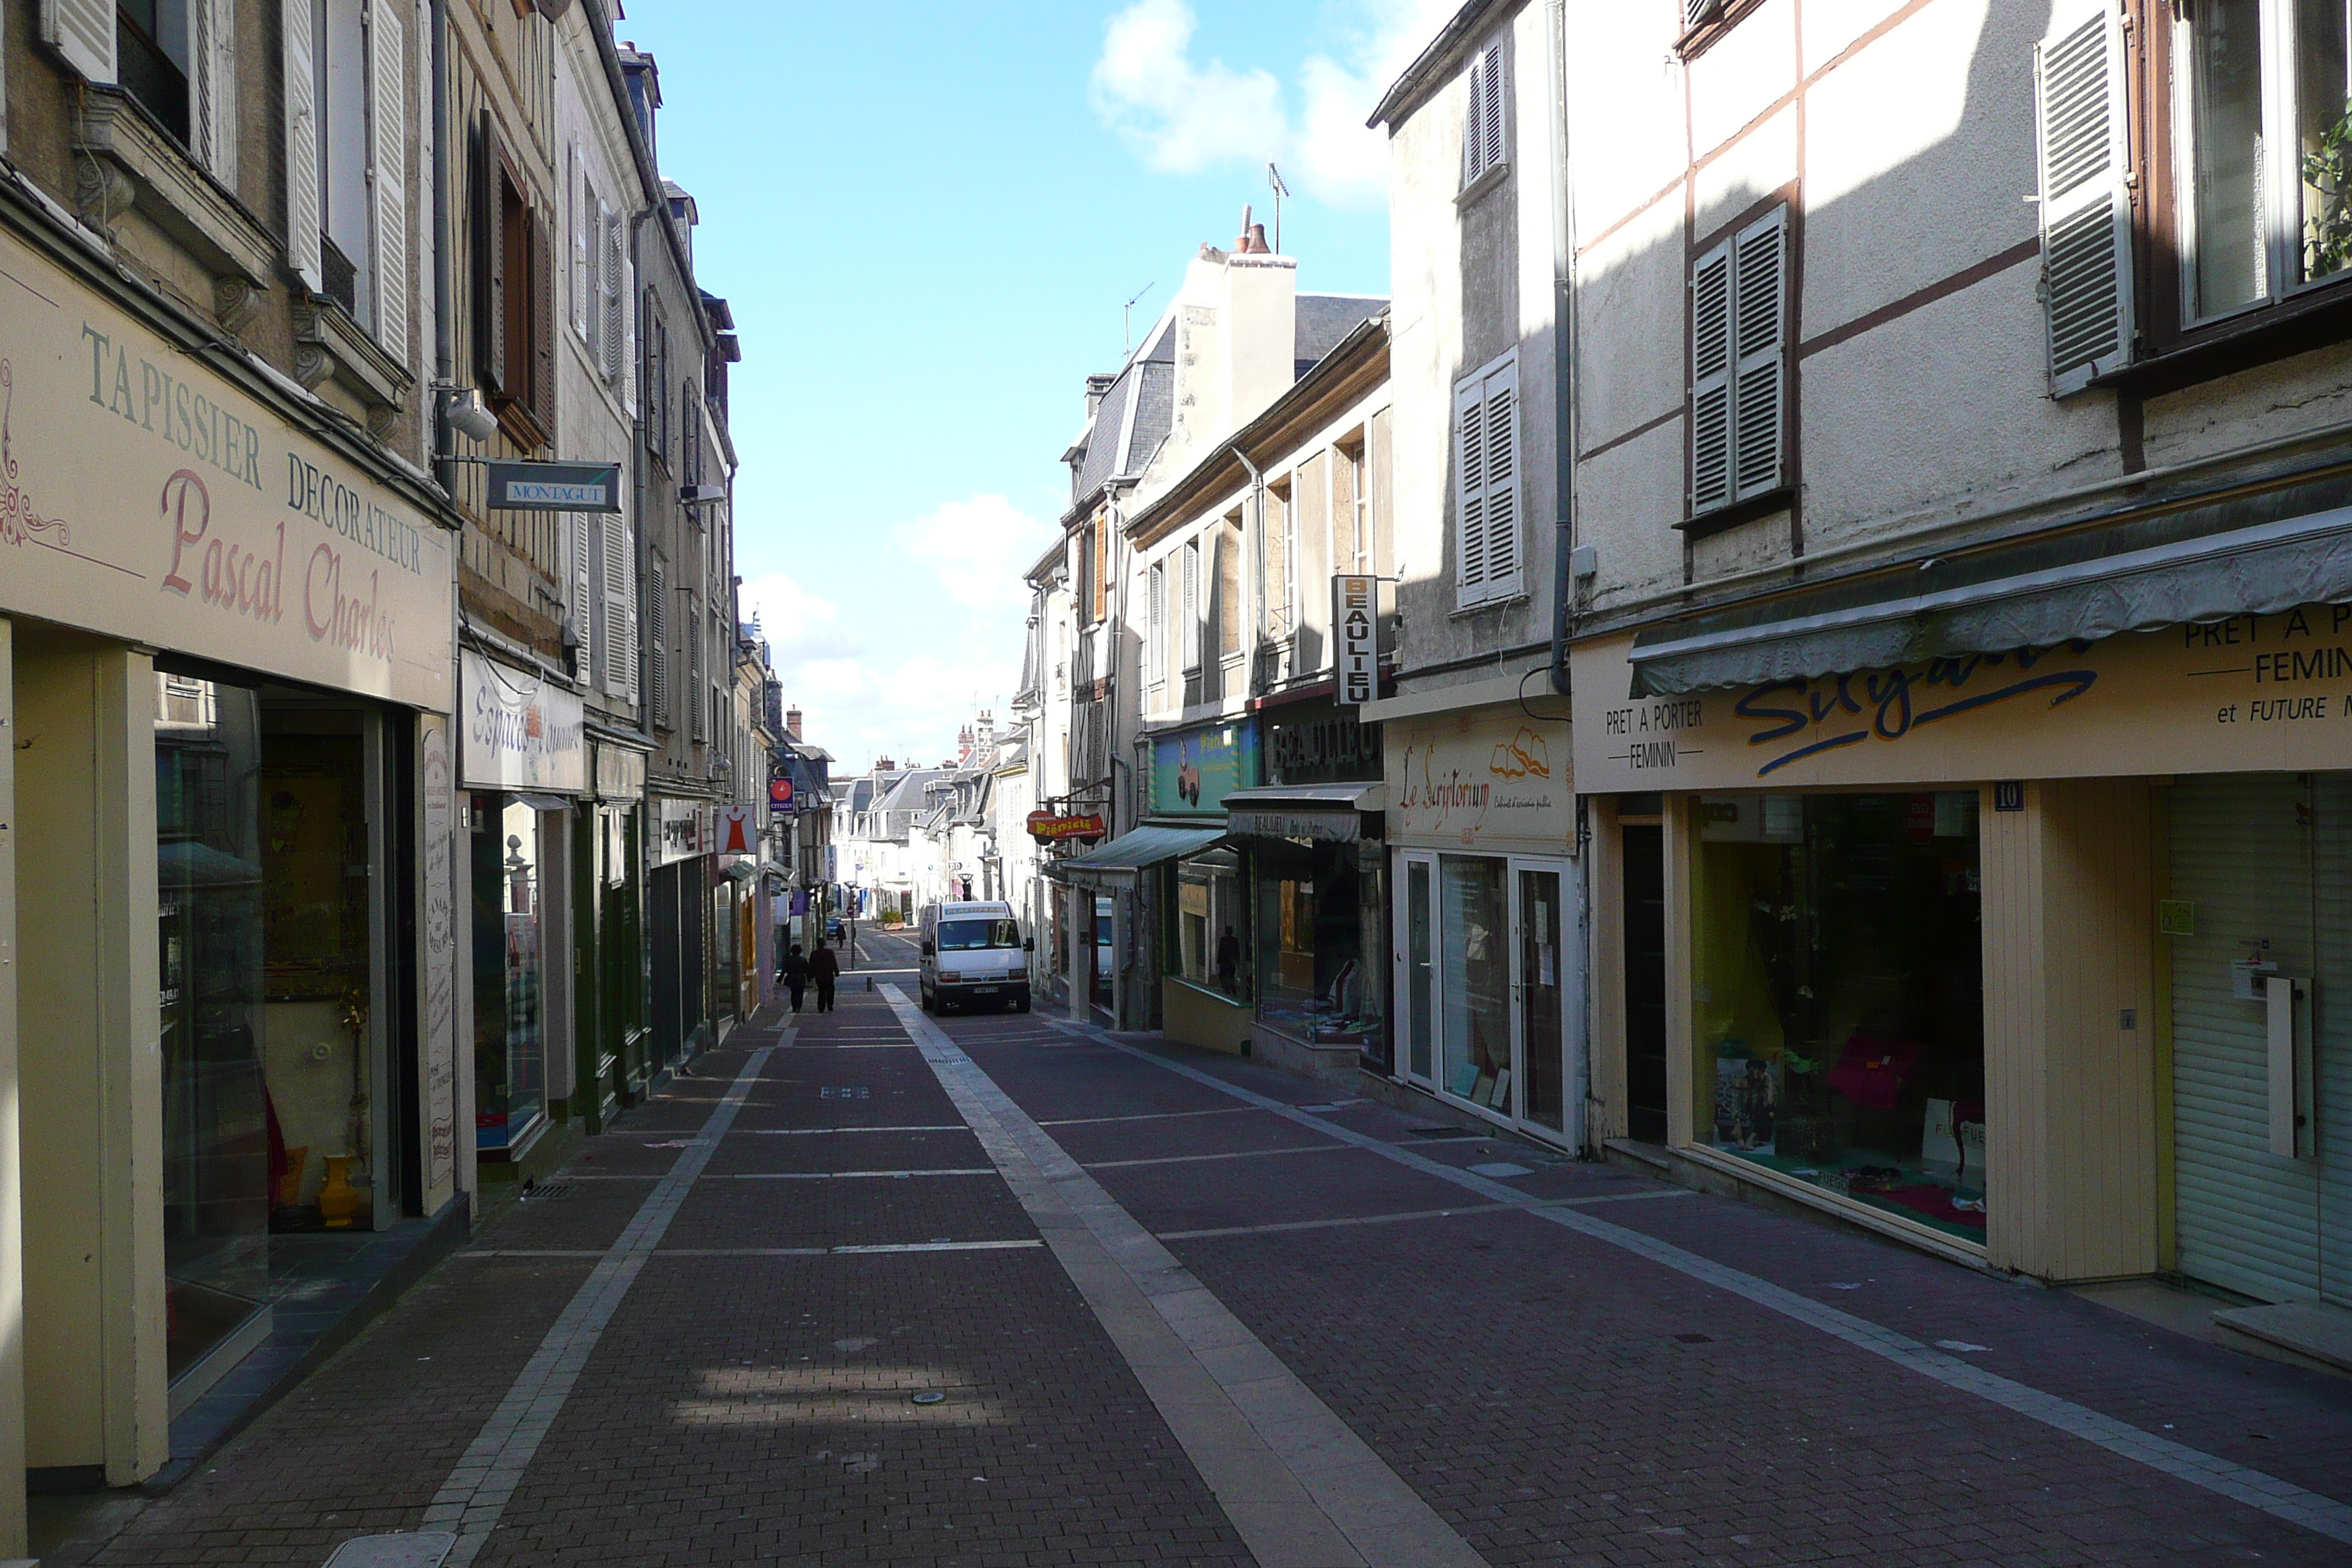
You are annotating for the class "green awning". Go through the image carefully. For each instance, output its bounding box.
[1048,823,1226,882]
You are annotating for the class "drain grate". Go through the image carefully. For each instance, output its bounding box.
[524,1182,580,1202]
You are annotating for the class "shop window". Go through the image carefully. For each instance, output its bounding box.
[1172,846,1248,999]
[1256,836,1382,1045]
[473,798,547,1153]
[1440,856,1511,1105]
[1692,793,1986,1241]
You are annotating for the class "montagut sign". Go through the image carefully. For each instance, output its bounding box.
[1028,810,1107,843]
[0,225,451,709]
[486,460,622,513]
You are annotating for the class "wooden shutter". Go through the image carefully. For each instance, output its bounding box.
[475,112,505,390]
[600,203,625,381]
[570,155,591,342]
[689,608,706,742]
[1147,561,1165,690]
[570,511,595,683]
[192,0,235,179]
[619,244,636,412]
[39,0,114,83]
[1453,374,1488,599]
[1730,207,1786,500]
[369,0,408,356]
[1093,516,1109,624]
[649,558,668,729]
[1480,39,1504,176]
[601,511,635,698]
[2035,0,2133,396]
[1479,360,1521,598]
[284,0,323,291]
[1181,541,1200,670]
[530,208,557,438]
[1689,238,1733,515]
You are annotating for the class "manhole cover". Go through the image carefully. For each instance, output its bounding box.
[323,1533,458,1568]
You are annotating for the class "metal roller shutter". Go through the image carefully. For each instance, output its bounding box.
[2310,779,2352,1305]
[2169,775,2321,1303]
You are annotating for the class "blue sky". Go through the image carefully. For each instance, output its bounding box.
[617,0,1451,772]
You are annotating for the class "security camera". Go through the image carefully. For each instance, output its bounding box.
[444,388,498,445]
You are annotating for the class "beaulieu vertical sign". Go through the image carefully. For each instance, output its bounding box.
[0,225,453,709]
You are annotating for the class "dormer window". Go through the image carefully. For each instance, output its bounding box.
[1460,36,1507,189]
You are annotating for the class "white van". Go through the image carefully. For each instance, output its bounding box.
[917,900,1032,1013]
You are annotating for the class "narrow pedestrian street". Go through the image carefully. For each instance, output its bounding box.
[39,927,2352,1567]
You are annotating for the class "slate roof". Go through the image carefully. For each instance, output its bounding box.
[1068,317,1177,508]
[1297,295,1388,371]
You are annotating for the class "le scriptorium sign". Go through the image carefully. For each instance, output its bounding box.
[1570,606,2352,794]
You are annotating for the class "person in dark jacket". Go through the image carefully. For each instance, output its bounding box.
[810,941,840,1013]
[779,943,811,1014]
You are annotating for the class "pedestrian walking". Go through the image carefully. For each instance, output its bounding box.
[780,943,811,1014]
[811,941,840,1013]
[1217,924,1240,995]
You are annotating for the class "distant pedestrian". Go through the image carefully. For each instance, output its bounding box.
[811,941,840,1013]
[780,943,810,1014]
[1217,924,1240,995]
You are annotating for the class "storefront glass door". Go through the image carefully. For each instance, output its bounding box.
[1439,856,1511,1112]
[1399,854,1436,1085]
[1515,862,1569,1137]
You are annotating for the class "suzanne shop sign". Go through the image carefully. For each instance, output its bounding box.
[0,226,451,709]
[1569,607,2352,794]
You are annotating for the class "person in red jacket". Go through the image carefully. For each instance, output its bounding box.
[810,941,840,1014]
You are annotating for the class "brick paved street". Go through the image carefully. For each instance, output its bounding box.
[39,948,2352,1567]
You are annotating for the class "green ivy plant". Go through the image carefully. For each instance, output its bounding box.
[2304,99,2352,279]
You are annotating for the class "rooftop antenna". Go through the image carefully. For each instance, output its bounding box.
[1267,162,1290,255]
[1124,282,1156,358]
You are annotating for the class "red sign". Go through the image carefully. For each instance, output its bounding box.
[769,776,793,805]
[1028,810,1107,843]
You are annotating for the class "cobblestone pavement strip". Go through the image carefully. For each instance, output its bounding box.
[934,1009,2352,1566]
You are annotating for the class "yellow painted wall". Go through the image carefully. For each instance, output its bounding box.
[17,627,167,1480]
[1162,977,1251,1055]
[1983,780,2160,1281]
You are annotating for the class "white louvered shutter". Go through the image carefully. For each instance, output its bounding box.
[571,157,590,342]
[620,249,638,413]
[600,203,625,382]
[2035,0,2133,396]
[1181,542,1200,671]
[1453,373,1488,600]
[1689,238,1733,515]
[192,0,235,180]
[284,0,323,291]
[601,511,633,698]
[369,0,407,355]
[1480,359,1521,598]
[569,511,595,684]
[1480,39,1504,176]
[1147,562,1165,690]
[40,0,113,83]
[1731,207,1786,500]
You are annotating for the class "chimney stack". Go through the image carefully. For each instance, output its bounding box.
[875,756,894,774]
[1085,372,1117,418]
[785,705,803,740]
[1234,205,1270,255]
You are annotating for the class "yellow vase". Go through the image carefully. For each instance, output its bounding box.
[318,1155,360,1229]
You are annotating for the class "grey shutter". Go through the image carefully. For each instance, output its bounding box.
[39,0,113,83]
[1453,373,1488,601]
[1480,359,1521,598]
[1731,206,1786,500]
[369,0,408,357]
[2170,776,2322,1304]
[530,209,556,437]
[475,111,505,389]
[192,0,236,180]
[649,559,668,729]
[619,241,636,412]
[1461,48,1484,184]
[601,510,633,698]
[689,609,706,742]
[284,0,323,291]
[570,156,590,342]
[2035,0,2133,396]
[1689,239,1733,515]
[600,203,625,382]
[569,511,594,684]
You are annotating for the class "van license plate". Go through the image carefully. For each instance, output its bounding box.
[971,985,999,995]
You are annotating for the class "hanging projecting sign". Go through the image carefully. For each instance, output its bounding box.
[485,460,622,513]
[769,774,794,814]
[1028,810,1107,843]
[460,650,586,792]
[717,803,758,856]
[1333,574,1378,706]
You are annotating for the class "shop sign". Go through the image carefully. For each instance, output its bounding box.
[1333,574,1378,706]
[486,459,621,513]
[459,651,586,792]
[1028,810,1107,842]
[717,802,758,856]
[769,773,794,814]
[1572,608,2352,793]
[1387,704,1572,852]
[418,713,459,1200]
[0,225,453,709]
[652,796,712,865]
[1150,722,1259,815]
[593,742,645,802]
[1229,807,1360,843]
[1266,709,1382,785]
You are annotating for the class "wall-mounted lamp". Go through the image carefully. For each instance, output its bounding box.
[681,484,727,508]
[444,388,499,445]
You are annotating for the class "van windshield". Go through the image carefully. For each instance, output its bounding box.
[939,919,1019,951]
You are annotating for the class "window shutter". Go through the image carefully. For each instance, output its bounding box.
[530,208,557,438]
[570,157,591,342]
[690,612,706,742]
[619,245,636,412]
[1684,0,1720,28]
[1689,238,1733,515]
[1480,359,1521,598]
[1480,39,1505,176]
[284,0,323,292]
[1461,50,1484,185]
[475,113,505,390]
[1453,373,1488,599]
[570,511,595,683]
[649,558,668,729]
[600,203,625,382]
[1731,207,1786,500]
[602,511,633,698]
[192,0,235,180]
[39,0,113,84]
[2035,0,2133,396]
[1181,542,1200,669]
[369,0,408,358]
[1147,562,1165,688]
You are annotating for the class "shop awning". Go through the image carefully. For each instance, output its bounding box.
[1223,783,1384,843]
[1048,823,1226,881]
[1627,481,2352,696]
[515,794,576,813]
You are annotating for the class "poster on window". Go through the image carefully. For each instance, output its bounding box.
[1150,723,1259,815]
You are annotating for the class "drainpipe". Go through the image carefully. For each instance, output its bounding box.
[1545,0,1579,697]
[1234,446,1266,681]
[429,0,455,497]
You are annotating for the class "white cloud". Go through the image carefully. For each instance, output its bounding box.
[1088,0,1453,209]
[1090,0,1285,176]
[746,495,1052,776]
